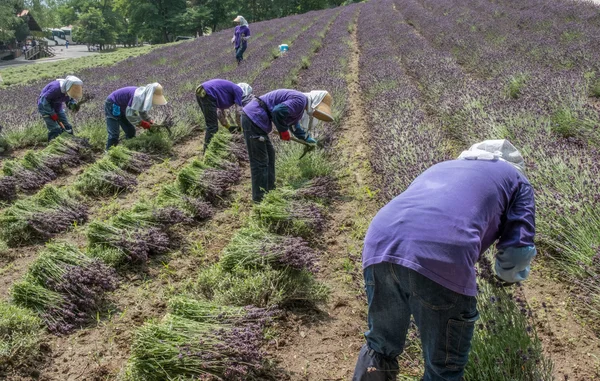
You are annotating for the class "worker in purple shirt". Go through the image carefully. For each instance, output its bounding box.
[353,140,536,381]
[37,75,83,141]
[232,16,251,64]
[242,89,333,203]
[104,83,167,151]
[195,79,254,151]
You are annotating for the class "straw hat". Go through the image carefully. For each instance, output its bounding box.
[233,16,242,22]
[313,92,333,122]
[153,84,167,105]
[67,84,83,100]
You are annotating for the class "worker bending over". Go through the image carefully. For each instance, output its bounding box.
[196,79,253,151]
[353,140,536,381]
[37,75,83,141]
[104,83,167,151]
[241,89,333,203]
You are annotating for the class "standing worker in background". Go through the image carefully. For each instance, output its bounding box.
[352,140,536,381]
[241,89,333,203]
[195,79,253,150]
[37,75,83,141]
[232,16,251,65]
[104,83,167,151]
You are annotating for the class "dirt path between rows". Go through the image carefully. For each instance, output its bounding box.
[274,16,381,380]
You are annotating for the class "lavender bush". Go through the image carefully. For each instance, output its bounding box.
[126,314,273,381]
[0,185,88,246]
[11,242,118,334]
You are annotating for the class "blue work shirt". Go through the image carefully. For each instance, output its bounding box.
[362,159,535,296]
[243,89,307,134]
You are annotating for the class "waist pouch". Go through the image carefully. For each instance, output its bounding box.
[112,103,121,117]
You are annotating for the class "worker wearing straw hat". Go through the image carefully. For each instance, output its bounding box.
[353,140,536,381]
[242,89,334,203]
[232,16,251,64]
[37,75,83,141]
[104,83,167,151]
[195,79,254,151]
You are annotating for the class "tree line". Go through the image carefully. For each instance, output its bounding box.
[0,0,356,48]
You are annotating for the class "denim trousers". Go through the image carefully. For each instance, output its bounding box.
[38,97,72,141]
[353,262,479,381]
[236,43,247,63]
[196,89,219,151]
[105,100,136,150]
[241,114,275,203]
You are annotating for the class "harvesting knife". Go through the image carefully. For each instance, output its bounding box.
[290,135,317,159]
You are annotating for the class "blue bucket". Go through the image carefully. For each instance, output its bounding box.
[279,44,289,53]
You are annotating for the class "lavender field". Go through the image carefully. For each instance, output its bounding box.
[1,0,600,380]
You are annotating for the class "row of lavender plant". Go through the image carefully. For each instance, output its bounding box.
[356,0,553,379]
[357,0,449,200]
[397,0,600,329]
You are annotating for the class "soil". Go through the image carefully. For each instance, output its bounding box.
[523,265,600,380]
[273,13,379,380]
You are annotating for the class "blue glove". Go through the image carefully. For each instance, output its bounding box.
[495,246,536,283]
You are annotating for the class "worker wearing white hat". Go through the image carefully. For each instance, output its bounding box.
[104,83,167,151]
[232,16,251,64]
[37,75,83,141]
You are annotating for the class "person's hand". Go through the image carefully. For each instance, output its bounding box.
[279,130,290,141]
[50,113,59,121]
[140,120,152,130]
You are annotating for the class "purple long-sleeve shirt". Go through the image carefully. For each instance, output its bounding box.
[243,89,307,134]
[234,25,251,49]
[38,80,70,113]
[362,159,535,296]
[107,86,137,111]
[202,79,243,109]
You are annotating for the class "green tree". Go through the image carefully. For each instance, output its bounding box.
[116,0,187,43]
[176,4,211,37]
[74,7,116,49]
[0,0,25,43]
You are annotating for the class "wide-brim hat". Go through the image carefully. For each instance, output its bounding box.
[67,84,83,100]
[313,92,333,122]
[153,84,167,105]
[233,16,242,22]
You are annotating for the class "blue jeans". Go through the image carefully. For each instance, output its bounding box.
[236,43,247,63]
[241,114,275,203]
[353,262,479,381]
[195,87,219,151]
[105,100,136,150]
[38,97,72,141]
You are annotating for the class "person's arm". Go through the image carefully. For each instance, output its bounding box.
[39,97,56,118]
[495,183,536,283]
[272,103,291,140]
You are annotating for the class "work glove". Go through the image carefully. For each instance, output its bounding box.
[279,130,290,141]
[64,126,73,135]
[140,120,152,130]
[67,99,79,112]
[50,113,59,121]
